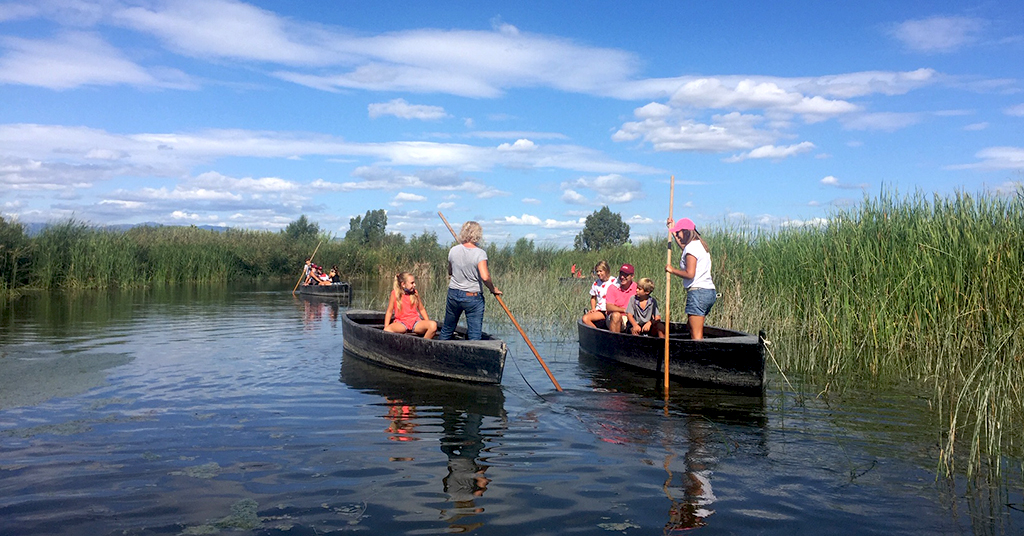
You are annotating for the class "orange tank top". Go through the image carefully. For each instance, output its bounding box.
[393,293,421,326]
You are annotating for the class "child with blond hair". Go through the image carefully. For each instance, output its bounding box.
[626,277,664,337]
[384,272,437,339]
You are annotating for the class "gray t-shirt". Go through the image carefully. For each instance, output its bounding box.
[627,295,659,325]
[448,244,488,292]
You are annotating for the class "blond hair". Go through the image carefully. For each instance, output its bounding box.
[392,272,418,312]
[459,221,483,245]
[637,277,655,293]
[594,260,610,274]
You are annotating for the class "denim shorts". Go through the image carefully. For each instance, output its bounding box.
[685,288,717,317]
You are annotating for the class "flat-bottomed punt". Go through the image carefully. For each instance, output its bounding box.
[298,282,351,300]
[343,310,507,384]
[577,319,765,390]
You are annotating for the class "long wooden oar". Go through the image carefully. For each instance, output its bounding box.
[292,240,322,294]
[664,176,675,397]
[438,212,562,391]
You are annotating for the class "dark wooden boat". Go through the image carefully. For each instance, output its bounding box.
[577,319,766,390]
[342,310,507,384]
[298,282,351,300]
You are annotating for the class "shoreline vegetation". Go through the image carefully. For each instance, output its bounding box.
[2,189,1022,477]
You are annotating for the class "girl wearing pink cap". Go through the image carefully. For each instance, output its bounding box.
[665,217,716,340]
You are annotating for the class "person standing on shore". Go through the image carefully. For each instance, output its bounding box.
[437,221,501,341]
[665,217,716,340]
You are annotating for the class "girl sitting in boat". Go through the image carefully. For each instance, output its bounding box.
[582,260,616,328]
[384,272,438,339]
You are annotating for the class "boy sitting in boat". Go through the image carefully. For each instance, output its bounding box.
[384,272,438,339]
[626,277,665,337]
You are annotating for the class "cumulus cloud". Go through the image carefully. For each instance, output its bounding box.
[502,213,585,229]
[368,98,448,120]
[890,16,985,53]
[497,139,537,151]
[614,109,776,153]
[561,174,644,204]
[669,78,858,119]
[820,175,867,189]
[393,191,427,202]
[1005,104,1024,117]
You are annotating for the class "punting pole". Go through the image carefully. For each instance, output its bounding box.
[293,240,322,294]
[438,212,563,392]
[664,176,675,397]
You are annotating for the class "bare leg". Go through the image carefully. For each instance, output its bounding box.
[688,315,705,340]
[384,322,409,334]
[608,312,624,333]
[415,320,438,339]
[652,320,666,338]
[582,310,605,328]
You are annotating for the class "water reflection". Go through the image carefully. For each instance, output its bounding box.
[339,353,506,532]
[296,294,343,326]
[578,350,768,532]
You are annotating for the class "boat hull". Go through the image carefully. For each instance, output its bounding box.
[577,319,765,390]
[342,310,506,384]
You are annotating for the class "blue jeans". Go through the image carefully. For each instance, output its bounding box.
[438,289,486,340]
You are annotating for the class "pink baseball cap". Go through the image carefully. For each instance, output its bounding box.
[669,217,695,233]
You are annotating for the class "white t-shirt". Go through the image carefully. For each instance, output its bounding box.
[681,240,715,290]
[590,277,617,311]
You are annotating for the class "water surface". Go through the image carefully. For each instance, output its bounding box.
[0,285,1020,535]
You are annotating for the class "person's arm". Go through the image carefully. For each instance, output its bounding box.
[605,300,627,313]
[416,294,430,321]
[477,259,502,296]
[383,292,396,328]
[666,253,697,279]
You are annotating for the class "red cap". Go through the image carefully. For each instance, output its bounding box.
[619,264,634,275]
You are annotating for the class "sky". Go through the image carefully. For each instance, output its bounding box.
[1,1,1022,245]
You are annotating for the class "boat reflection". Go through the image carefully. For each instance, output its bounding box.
[339,353,506,531]
[578,350,768,532]
[296,293,346,327]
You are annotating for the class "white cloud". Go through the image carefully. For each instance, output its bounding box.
[497,139,537,151]
[561,174,644,204]
[0,31,194,89]
[502,213,585,229]
[890,16,984,53]
[437,201,455,209]
[615,110,775,153]
[841,112,922,132]
[625,214,653,224]
[368,98,448,120]
[948,146,1024,170]
[561,189,588,205]
[393,192,427,202]
[820,175,867,189]
[522,197,541,205]
[669,78,858,120]
[821,176,838,186]
[1005,104,1024,117]
[724,142,815,162]
[964,122,988,131]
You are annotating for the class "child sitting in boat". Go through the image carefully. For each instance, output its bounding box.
[582,260,616,328]
[384,272,438,339]
[626,277,664,337]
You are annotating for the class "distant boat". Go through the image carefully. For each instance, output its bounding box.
[577,319,766,390]
[298,282,351,301]
[342,310,507,384]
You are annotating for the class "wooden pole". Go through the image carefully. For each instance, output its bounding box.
[293,240,322,294]
[664,176,675,396]
[438,212,563,391]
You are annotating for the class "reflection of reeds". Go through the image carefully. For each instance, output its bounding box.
[6,189,1022,475]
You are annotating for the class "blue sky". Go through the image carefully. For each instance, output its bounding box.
[1,1,1022,245]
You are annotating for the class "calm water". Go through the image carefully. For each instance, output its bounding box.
[0,284,1020,535]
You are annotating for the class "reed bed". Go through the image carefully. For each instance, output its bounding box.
[2,189,1021,475]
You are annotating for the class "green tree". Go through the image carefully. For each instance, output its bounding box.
[283,215,320,241]
[574,206,630,251]
[345,209,388,245]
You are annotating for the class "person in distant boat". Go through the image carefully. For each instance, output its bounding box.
[626,277,665,337]
[604,264,637,334]
[384,272,437,339]
[582,260,616,328]
[329,266,341,283]
[666,217,716,340]
[303,258,312,283]
[437,221,501,341]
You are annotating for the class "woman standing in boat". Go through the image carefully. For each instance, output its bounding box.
[437,221,502,341]
[666,217,716,340]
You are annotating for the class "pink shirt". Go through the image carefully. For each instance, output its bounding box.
[605,281,637,310]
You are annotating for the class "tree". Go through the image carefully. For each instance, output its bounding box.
[283,215,320,241]
[574,206,630,251]
[345,209,388,245]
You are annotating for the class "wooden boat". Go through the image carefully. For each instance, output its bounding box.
[577,319,766,390]
[342,310,507,384]
[298,282,351,300]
